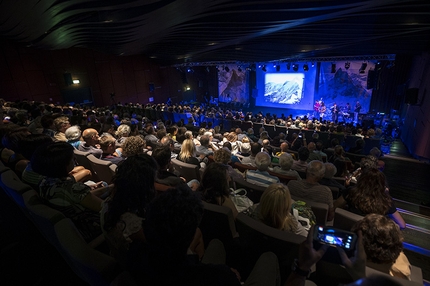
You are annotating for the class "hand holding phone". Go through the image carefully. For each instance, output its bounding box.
[313,225,357,264]
[313,225,357,251]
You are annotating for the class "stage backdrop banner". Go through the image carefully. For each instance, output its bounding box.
[317,61,374,115]
[218,65,249,104]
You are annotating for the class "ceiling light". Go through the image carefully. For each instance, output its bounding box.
[311,62,315,67]
[262,65,267,72]
[224,66,229,72]
[345,62,350,70]
[292,64,298,72]
[303,64,309,71]
[359,62,367,74]
[72,79,80,84]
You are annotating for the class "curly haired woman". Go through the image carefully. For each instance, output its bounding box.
[335,168,406,229]
[352,214,411,280]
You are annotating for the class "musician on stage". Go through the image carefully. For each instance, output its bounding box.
[354,101,361,123]
[331,102,339,122]
[313,100,320,119]
[345,103,351,113]
[319,101,327,120]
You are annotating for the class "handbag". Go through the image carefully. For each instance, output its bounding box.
[292,200,316,231]
[229,188,254,213]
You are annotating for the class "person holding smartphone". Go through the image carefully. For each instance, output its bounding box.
[285,225,366,286]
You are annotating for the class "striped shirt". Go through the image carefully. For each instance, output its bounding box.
[245,170,280,188]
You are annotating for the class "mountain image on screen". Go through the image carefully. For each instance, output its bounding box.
[264,80,301,104]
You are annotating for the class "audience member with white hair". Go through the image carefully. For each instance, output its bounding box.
[65,125,82,149]
[245,152,280,187]
[271,153,302,180]
[319,162,346,192]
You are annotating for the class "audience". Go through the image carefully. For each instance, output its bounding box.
[99,134,124,164]
[335,168,406,229]
[31,142,105,242]
[78,127,103,158]
[0,99,424,286]
[256,183,308,236]
[245,152,280,187]
[121,135,146,157]
[240,142,260,167]
[291,146,310,172]
[197,162,238,219]
[53,116,70,142]
[352,214,411,280]
[287,160,335,221]
[271,153,302,180]
[101,154,157,265]
[65,125,82,149]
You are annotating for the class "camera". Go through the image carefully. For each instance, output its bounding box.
[313,226,356,251]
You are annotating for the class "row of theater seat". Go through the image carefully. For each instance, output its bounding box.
[2,150,422,285]
[201,196,423,285]
[168,156,424,284]
[0,160,119,286]
[142,109,383,151]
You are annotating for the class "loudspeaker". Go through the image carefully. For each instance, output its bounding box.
[149,83,155,92]
[63,73,73,86]
[405,88,418,105]
[367,70,376,89]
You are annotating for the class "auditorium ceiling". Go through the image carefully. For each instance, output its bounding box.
[1,0,430,66]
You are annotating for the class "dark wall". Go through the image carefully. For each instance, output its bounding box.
[401,52,430,160]
[0,41,215,106]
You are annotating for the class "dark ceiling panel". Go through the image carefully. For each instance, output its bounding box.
[0,0,429,66]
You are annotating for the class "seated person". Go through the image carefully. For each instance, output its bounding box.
[65,125,82,149]
[195,134,214,156]
[178,138,206,168]
[369,147,385,171]
[101,154,157,265]
[197,163,238,219]
[352,214,411,280]
[31,142,106,242]
[128,185,280,286]
[152,146,187,187]
[78,128,103,158]
[21,135,91,188]
[254,184,308,237]
[334,168,406,229]
[348,138,365,155]
[115,124,131,146]
[287,161,334,221]
[319,162,345,192]
[271,153,302,180]
[329,145,351,177]
[306,142,322,162]
[245,152,280,188]
[213,148,243,180]
[99,134,124,165]
[240,142,261,167]
[53,116,70,142]
[121,135,146,157]
[291,146,310,173]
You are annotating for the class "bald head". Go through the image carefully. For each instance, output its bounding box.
[280,142,289,152]
[82,128,100,145]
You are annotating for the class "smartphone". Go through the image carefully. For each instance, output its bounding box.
[313,225,357,251]
[298,134,303,138]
